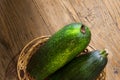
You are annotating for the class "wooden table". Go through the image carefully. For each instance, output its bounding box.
[0,0,120,80]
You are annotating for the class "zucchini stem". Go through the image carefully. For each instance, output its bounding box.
[81,24,86,34]
[100,50,108,57]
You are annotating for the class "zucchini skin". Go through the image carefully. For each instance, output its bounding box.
[48,50,108,80]
[27,23,91,80]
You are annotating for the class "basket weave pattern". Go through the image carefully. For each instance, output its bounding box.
[17,36,106,80]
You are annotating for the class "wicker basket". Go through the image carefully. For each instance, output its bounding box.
[17,36,106,80]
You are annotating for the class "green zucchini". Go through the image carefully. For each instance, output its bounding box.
[27,23,91,80]
[48,50,108,80]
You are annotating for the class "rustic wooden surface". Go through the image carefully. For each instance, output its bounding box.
[0,0,120,80]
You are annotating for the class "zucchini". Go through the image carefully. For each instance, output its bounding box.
[48,50,108,80]
[27,23,91,80]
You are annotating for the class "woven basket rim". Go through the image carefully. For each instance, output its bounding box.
[17,36,106,80]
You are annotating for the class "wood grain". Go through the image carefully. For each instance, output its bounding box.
[0,0,120,80]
